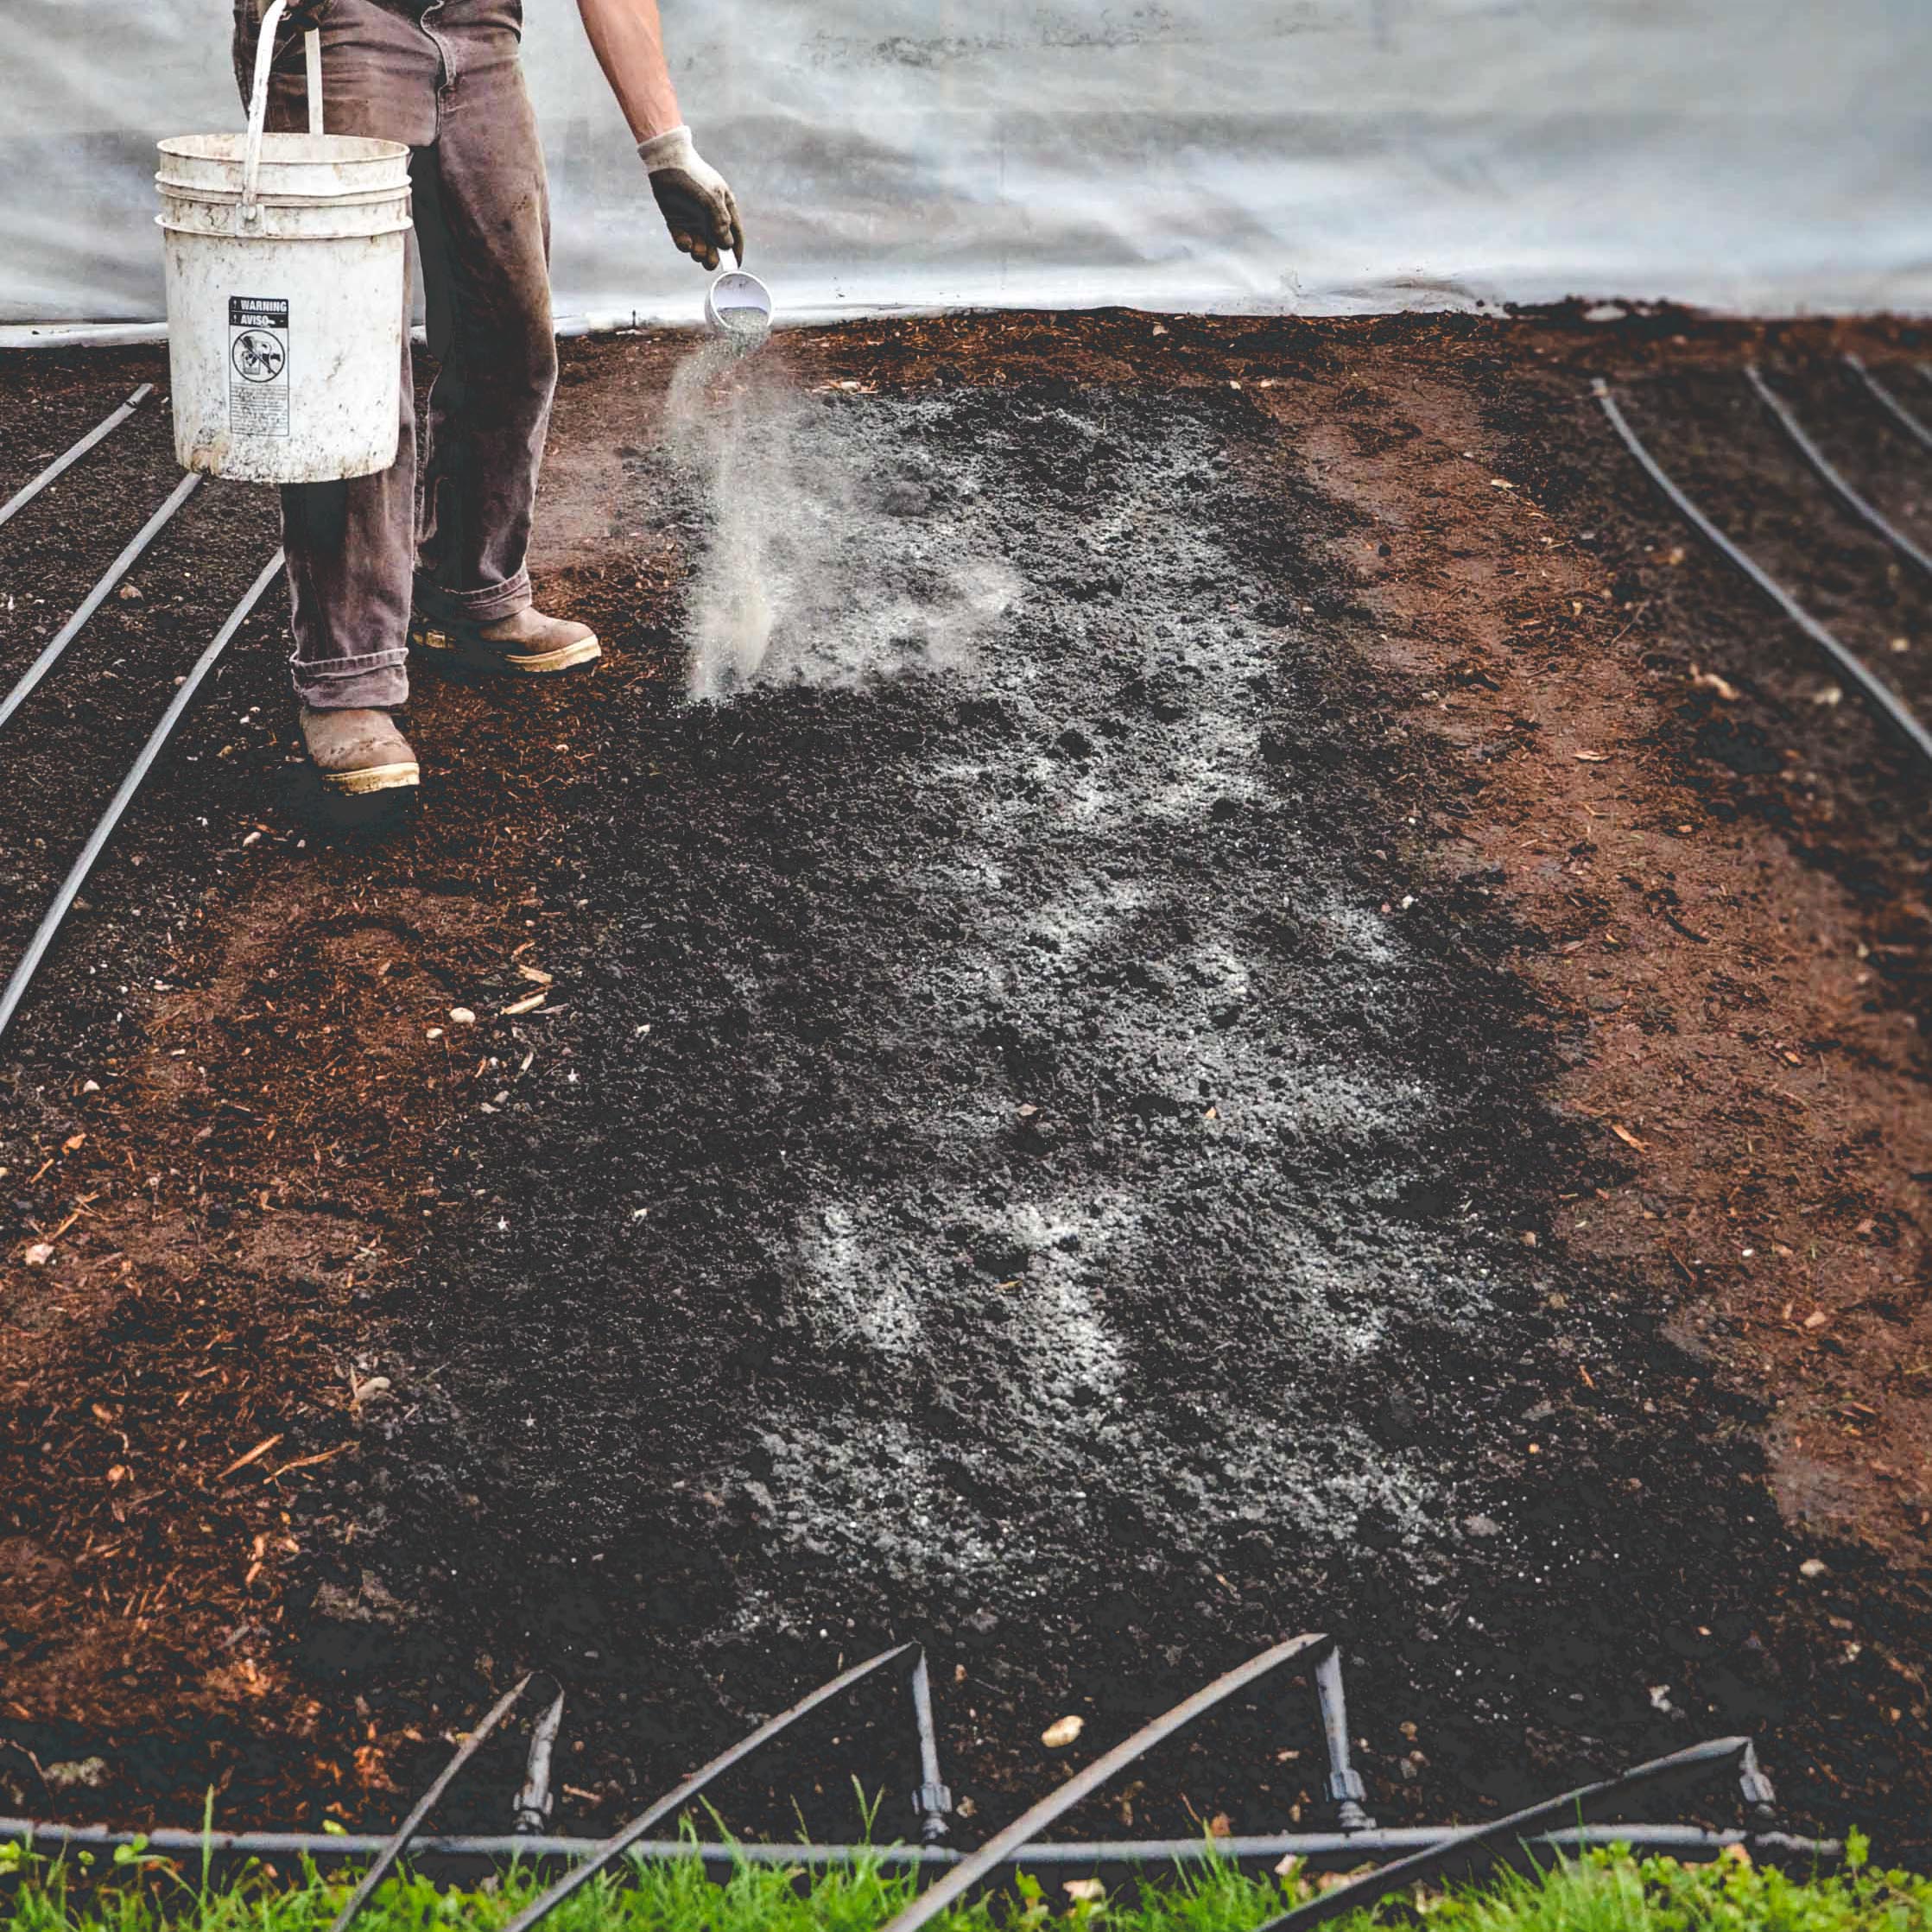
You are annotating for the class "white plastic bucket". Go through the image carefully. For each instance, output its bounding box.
[156,0,411,483]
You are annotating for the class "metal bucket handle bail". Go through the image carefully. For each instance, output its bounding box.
[241,0,326,227]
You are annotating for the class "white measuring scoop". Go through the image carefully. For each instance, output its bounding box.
[705,269,773,351]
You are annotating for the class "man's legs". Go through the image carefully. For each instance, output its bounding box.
[232,0,592,743]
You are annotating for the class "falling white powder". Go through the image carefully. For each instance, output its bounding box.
[662,343,1022,700]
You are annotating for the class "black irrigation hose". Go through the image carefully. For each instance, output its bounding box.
[1745,362,1932,584]
[0,1653,1840,1895]
[1591,378,1932,771]
[0,549,283,1045]
[0,470,204,734]
[878,1632,1329,1932]
[0,1820,1842,1871]
[0,384,155,532]
[1248,1737,1765,1932]
[1845,353,1932,459]
[499,1643,918,1932]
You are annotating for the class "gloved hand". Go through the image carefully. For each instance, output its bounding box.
[637,126,744,271]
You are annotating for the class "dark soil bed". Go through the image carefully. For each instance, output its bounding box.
[1,308,1929,1858]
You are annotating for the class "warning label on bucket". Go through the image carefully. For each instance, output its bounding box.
[228,296,289,438]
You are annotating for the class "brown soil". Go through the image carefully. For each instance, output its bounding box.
[1,307,1929,1849]
[1251,333,1932,1573]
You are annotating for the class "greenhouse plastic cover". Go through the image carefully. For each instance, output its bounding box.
[3,0,1929,333]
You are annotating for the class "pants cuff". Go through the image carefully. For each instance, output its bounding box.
[415,569,533,625]
[295,652,410,712]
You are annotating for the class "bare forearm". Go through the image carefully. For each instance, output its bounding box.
[576,0,681,142]
[581,0,744,270]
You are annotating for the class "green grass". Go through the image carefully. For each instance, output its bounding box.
[2,1838,1927,1932]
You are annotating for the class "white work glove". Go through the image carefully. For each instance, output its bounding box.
[637,125,744,271]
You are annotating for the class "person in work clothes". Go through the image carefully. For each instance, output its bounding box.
[234,0,743,795]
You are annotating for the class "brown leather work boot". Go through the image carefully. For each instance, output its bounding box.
[409,603,602,675]
[299,706,421,796]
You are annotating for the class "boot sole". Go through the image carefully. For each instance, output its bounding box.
[409,622,602,675]
[319,760,421,796]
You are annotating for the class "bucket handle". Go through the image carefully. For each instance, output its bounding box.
[242,0,325,225]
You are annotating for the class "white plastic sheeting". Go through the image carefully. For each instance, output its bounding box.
[4,0,1930,332]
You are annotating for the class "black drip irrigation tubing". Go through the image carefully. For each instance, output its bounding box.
[0,469,204,734]
[0,394,280,1045]
[0,1822,1841,1872]
[1591,377,1932,771]
[0,383,155,533]
[0,548,284,1044]
[1745,362,1932,584]
[1845,353,1932,459]
[0,1642,1842,1927]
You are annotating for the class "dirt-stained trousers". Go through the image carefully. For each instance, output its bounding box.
[233,0,556,710]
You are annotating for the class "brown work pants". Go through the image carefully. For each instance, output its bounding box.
[233,0,556,710]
